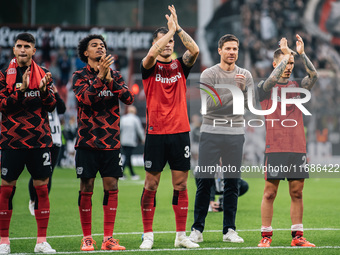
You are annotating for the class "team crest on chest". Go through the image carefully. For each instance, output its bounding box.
[171,62,178,69]
[8,68,16,75]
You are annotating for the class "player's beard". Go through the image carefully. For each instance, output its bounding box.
[96,56,102,62]
[160,52,172,59]
[223,55,237,65]
[17,55,31,66]
[160,48,173,59]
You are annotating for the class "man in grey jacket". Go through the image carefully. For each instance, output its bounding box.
[189,34,254,243]
[120,105,144,180]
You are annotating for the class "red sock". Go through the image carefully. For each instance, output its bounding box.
[103,190,118,238]
[172,189,188,232]
[0,185,15,244]
[34,185,50,239]
[78,191,93,237]
[262,231,273,237]
[292,231,303,238]
[141,188,156,233]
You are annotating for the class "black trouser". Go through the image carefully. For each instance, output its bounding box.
[122,145,136,176]
[28,146,61,201]
[209,179,249,202]
[192,133,244,234]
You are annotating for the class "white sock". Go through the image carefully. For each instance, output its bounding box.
[291,224,303,232]
[176,231,186,238]
[261,226,273,233]
[144,232,153,238]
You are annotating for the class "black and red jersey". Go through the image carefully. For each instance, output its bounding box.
[141,57,191,134]
[258,80,306,153]
[0,65,56,149]
[73,65,134,150]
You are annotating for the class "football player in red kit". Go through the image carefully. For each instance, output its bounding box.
[257,35,318,247]
[139,5,199,249]
[0,32,56,254]
[73,34,134,251]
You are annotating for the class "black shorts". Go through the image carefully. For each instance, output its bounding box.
[75,148,123,178]
[264,152,309,180]
[144,132,190,172]
[1,148,52,181]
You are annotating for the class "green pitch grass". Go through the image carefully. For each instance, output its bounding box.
[8,166,340,254]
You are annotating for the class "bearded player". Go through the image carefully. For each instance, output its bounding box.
[139,5,199,249]
[257,35,318,247]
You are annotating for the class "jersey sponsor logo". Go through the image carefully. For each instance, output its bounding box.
[170,62,178,69]
[25,90,40,97]
[155,72,182,84]
[76,167,83,175]
[8,68,16,75]
[145,160,152,168]
[98,90,114,97]
[1,168,8,176]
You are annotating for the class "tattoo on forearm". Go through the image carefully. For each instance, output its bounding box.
[154,43,163,54]
[263,58,288,91]
[177,30,198,66]
[301,53,317,73]
[179,31,195,52]
[180,32,193,43]
[300,53,318,90]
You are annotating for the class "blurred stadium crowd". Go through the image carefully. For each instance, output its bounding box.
[241,0,340,164]
[1,0,339,167]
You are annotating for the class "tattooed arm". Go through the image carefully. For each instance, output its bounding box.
[263,38,291,92]
[296,34,318,90]
[142,14,176,69]
[169,5,199,67]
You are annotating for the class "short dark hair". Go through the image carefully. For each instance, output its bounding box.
[218,34,239,49]
[15,33,35,45]
[153,27,169,41]
[77,34,107,63]
[273,48,297,62]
